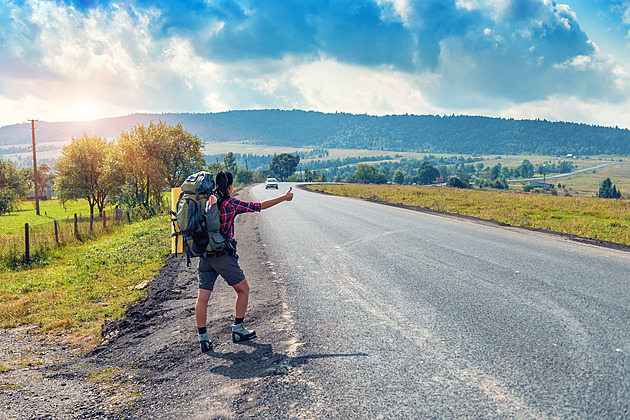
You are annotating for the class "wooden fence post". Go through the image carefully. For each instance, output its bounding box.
[54,220,59,245]
[90,213,94,232]
[25,223,30,264]
[102,210,106,230]
[74,213,79,239]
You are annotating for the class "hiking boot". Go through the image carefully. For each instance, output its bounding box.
[198,332,212,352]
[232,323,256,343]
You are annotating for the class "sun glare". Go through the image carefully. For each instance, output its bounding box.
[74,99,99,122]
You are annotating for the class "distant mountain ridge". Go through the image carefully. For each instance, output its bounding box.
[1,110,628,156]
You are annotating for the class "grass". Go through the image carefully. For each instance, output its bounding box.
[0,214,171,350]
[307,183,630,246]
[549,162,630,196]
[1,198,117,236]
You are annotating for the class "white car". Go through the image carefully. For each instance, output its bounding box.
[265,178,279,189]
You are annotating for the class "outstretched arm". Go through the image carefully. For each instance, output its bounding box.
[261,187,293,210]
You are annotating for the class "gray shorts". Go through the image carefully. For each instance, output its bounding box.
[198,254,245,291]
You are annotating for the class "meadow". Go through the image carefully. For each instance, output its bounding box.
[0,214,171,349]
[306,183,630,246]
[2,198,117,236]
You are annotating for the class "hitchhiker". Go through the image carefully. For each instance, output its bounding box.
[196,171,293,352]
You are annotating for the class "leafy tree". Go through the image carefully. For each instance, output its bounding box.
[354,164,378,184]
[223,152,238,178]
[439,165,450,179]
[599,178,622,198]
[489,179,509,189]
[447,176,471,189]
[270,153,300,181]
[161,122,205,188]
[392,169,405,184]
[116,123,170,207]
[33,164,53,194]
[0,158,31,214]
[490,164,501,180]
[518,159,535,178]
[205,161,225,175]
[235,169,253,185]
[414,161,440,185]
[55,133,120,215]
[476,163,485,175]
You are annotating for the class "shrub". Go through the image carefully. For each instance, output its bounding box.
[447,177,471,189]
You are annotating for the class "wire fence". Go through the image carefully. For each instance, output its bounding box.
[0,207,160,268]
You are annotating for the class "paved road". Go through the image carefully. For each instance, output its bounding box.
[250,183,630,419]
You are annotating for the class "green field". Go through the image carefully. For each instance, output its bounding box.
[1,198,117,236]
[306,183,630,246]
[0,214,170,349]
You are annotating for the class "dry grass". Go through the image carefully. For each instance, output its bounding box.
[307,183,630,246]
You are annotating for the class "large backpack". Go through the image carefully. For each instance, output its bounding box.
[170,171,229,265]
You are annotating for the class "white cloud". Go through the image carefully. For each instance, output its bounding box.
[282,59,440,116]
[500,95,630,128]
[1,0,629,130]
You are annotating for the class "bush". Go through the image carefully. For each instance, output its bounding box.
[489,179,509,190]
[522,184,532,192]
[447,177,471,189]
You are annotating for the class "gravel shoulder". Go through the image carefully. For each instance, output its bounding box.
[0,187,303,419]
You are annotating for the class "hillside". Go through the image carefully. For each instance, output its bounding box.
[1,110,628,156]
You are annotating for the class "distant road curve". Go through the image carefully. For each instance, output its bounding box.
[507,161,628,183]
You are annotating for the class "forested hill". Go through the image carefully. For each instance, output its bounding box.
[1,110,628,155]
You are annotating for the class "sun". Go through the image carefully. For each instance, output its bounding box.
[74,99,100,122]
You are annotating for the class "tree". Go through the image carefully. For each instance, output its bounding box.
[55,133,120,215]
[270,153,300,181]
[599,177,622,198]
[476,163,485,176]
[223,152,238,178]
[558,161,574,173]
[161,122,205,188]
[392,169,405,184]
[518,159,534,178]
[447,176,471,189]
[0,158,31,215]
[116,122,170,207]
[490,164,501,180]
[354,163,378,184]
[414,161,440,185]
[537,163,549,180]
[206,161,225,175]
[235,169,253,185]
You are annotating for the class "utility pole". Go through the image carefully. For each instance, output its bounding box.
[28,119,40,216]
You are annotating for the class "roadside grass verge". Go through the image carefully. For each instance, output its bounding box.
[0,214,171,350]
[306,184,630,246]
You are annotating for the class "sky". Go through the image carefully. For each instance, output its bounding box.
[1,0,629,129]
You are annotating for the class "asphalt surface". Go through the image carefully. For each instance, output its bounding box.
[250,182,630,419]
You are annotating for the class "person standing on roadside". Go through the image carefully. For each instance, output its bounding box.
[195,171,293,352]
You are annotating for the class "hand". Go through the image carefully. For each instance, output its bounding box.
[284,187,294,202]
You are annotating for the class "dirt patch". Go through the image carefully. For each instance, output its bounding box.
[0,187,303,419]
[301,184,630,253]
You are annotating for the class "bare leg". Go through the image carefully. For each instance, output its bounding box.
[195,288,212,328]
[232,279,249,319]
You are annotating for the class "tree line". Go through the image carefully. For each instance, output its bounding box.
[142,110,630,156]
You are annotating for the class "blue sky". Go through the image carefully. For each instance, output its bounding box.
[1,0,629,129]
